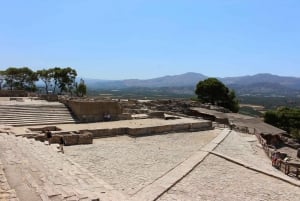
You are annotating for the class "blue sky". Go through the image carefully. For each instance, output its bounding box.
[0,0,299,79]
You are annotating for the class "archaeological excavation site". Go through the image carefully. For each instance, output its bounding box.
[0,94,300,201]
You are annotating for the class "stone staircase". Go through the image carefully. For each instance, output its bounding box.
[0,133,128,201]
[0,103,77,126]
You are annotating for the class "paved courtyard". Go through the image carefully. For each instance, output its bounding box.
[158,154,300,201]
[1,116,300,200]
[62,129,300,201]
[64,130,219,195]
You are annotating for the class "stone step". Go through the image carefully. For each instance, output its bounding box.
[0,104,68,108]
[0,110,73,116]
[0,116,75,120]
[0,120,76,126]
[0,135,93,200]
[0,109,72,114]
[0,121,75,125]
[0,102,77,127]
[0,116,74,121]
[0,158,19,201]
[0,134,128,201]
[0,105,67,108]
[0,108,71,113]
[0,109,71,114]
[0,103,76,126]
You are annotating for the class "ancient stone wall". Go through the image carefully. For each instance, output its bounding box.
[82,121,212,138]
[66,100,123,122]
[0,90,27,97]
[33,131,93,145]
[127,121,213,137]
[40,94,58,101]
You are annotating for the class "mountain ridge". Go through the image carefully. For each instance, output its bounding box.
[83,72,300,97]
[84,72,299,87]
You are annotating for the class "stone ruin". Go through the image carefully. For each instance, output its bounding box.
[28,126,93,146]
[260,133,284,149]
[120,99,220,119]
[59,96,123,122]
[260,132,300,163]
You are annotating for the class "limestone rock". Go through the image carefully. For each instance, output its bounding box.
[78,132,93,144]
[63,134,79,146]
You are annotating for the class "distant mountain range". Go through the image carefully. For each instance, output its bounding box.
[84,73,300,97]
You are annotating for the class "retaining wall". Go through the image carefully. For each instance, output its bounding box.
[256,133,300,179]
[0,90,27,97]
[80,121,212,138]
[66,100,123,122]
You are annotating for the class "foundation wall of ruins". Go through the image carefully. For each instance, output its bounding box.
[66,100,123,122]
[40,94,58,101]
[127,121,212,137]
[0,90,27,97]
[83,128,128,138]
[80,121,213,138]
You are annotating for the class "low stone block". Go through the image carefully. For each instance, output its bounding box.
[63,134,79,146]
[153,125,172,133]
[127,127,151,136]
[190,121,212,131]
[78,132,93,144]
[51,135,62,144]
[171,124,190,131]
[34,134,46,142]
[149,112,165,118]
[91,128,127,138]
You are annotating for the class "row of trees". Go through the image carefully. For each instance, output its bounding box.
[0,67,86,97]
[0,67,37,91]
[264,107,300,141]
[194,78,300,140]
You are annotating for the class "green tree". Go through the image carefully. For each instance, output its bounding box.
[0,72,5,90]
[195,78,239,112]
[37,67,77,94]
[264,110,280,127]
[75,78,87,97]
[264,107,300,140]
[0,67,37,91]
[1,67,18,90]
[37,68,54,94]
[57,67,77,94]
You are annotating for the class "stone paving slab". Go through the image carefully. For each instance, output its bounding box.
[214,130,298,183]
[157,130,300,201]
[130,129,230,201]
[158,154,300,201]
[211,151,300,187]
[0,133,129,201]
[65,129,220,197]
[0,158,19,201]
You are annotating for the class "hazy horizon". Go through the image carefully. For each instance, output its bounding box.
[0,1,299,79]
[81,72,300,81]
